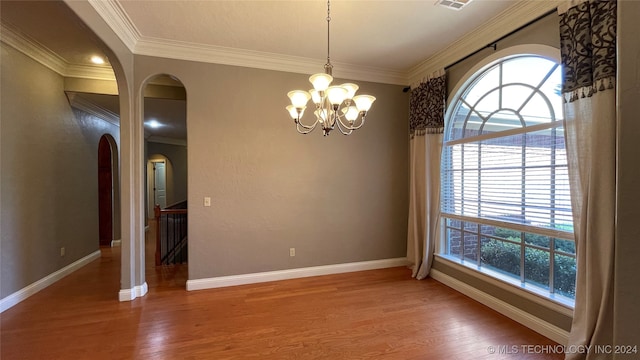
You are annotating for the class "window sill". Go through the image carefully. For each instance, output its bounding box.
[434,254,575,316]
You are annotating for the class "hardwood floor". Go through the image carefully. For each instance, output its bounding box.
[1,229,563,359]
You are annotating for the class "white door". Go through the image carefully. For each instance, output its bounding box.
[154,161,167,209]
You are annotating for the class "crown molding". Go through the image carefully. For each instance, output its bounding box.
[66,63,116,81]
[88,0,559,87]
[89,0,407,85]
[407,0,561,85]
[88,0,140,53]
[135,37,408,85]
[1,22,67,76]
[4,0,560,88]
[1,22,116,81]
[66,92,120,127]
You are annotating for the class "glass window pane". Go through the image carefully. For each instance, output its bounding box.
[554,238,576,255]
[474,88,500,115]
[464,65,500,105]
[446,218,461,228]
[463,232,478,264]
[520,93,556,125]
[463,221,477,231]
[480,238,520,277]
[525,247,550,289]
[502,56,555,88]
[501,84,535,113]
[525,233,550,248]
[554,254,577,298]
[448,229,462,258]
[480,223,497,238]
[539,66,564,121]
[493,227,521,242]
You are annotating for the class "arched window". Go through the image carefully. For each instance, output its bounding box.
[441,52,576,302]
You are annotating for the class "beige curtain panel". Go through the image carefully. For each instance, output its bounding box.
[559,1,617,359]
[407,71,446,279]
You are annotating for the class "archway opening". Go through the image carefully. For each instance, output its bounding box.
[142,74,188,282]
[98,134,119,247]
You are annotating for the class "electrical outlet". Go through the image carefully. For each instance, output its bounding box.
[204,197,211,207]
[289,248,295,257]
[60,247,65,257]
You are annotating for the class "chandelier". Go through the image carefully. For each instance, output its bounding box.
[286,0,375,136]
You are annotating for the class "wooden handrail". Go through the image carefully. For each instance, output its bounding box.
[157,209,187,215]
[166,200,187,209]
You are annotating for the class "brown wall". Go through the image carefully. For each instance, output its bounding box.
[614,1,640,354]
[1,43,120,297]
[134,55,410,280]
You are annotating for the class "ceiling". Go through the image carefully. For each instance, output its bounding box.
[1,0,527,142]
[115,0,515,73]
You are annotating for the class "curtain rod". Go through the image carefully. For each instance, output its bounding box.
[403,7,557,93]
[444,8,557,70]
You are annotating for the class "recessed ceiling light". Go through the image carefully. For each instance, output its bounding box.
[145,120,162,129]
[437,0,473,10]
[90,55,105,65]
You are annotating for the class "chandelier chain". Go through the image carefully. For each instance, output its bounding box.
[326,0,331,65]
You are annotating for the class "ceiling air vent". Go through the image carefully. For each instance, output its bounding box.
[437,0,473,11]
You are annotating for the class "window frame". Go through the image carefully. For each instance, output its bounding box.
[438,45,576,308]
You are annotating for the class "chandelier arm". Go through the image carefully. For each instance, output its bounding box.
[296,114,320,130]
[296,121,317,134]
[334,114,354,135]
[334,111,362,131]
[348,116,367,130]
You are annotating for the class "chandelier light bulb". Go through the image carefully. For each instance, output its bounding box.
[286,105,305,119]
[288,90,311,109]
[309,73,333,92]
[326,86,348,106]
[352,95,376,112]
[309,89,322,105]
[342,106,359,122]
[340,83,359,100]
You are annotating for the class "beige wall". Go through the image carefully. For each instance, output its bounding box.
[134,55,410,280]
[0,43,120,297]
[614,1,640,356]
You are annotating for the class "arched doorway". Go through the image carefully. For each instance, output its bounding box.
[143,74,188,276]
[98,134,118,247]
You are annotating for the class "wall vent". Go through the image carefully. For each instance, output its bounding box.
[437,0,473,11]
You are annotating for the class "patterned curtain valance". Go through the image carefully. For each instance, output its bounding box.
[560,0,616,102]
[409,73,446,136]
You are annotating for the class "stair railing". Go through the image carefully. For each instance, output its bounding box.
[154,201,188,266]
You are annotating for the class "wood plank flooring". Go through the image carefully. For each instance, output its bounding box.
[1,228,563,359]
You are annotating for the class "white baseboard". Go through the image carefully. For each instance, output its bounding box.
[430,269,569,345]
[118,282,148,302]
[0,250,101,313]
[111,239,122,247]
[187,257,409,291]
